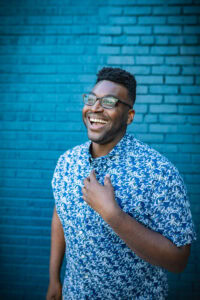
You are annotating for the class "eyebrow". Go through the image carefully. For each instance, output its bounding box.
[89,92,120,99]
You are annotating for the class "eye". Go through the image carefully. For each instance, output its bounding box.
[102,97,117,108]
[86,94,96,105]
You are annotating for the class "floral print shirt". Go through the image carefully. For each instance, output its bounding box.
[52,133,196,300]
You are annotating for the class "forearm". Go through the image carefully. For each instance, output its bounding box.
[49,206,65,282]
[104,208,190,273]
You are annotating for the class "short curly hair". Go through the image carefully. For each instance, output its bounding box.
[96,67,137,105]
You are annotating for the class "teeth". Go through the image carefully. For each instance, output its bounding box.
[90,118,107,124]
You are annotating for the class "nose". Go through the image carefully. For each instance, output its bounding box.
[90,99,104,112]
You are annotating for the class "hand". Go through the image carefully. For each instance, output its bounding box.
[82,170,120,220]
[46,280,62,300]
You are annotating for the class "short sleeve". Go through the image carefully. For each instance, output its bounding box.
[150,168,197,247]
[51,154,65,210]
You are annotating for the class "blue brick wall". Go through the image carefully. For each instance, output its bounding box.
[0,0,199,299]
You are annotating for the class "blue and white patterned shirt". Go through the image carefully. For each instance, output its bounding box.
[52,133,196,300]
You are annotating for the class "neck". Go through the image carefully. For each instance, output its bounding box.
[91,131,126,158]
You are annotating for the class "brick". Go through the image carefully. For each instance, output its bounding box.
[150,86,178,94]
[183,6,200,14]
[184,26,200,34]
[155,36,168,44]
[125,66,151,75]
[153,6,181,15]
[128,123,148,133]
[178,105,200,114]
[124,7,152,15]
[168,16,197,24]
[151,144,178,153]
[136,56,164,65]
[98,26,121,35]
[139,16,166,24]
[107,56,134,65]
[137,95,163,103]
[154,25,182,34]
[140,36,154,44]
[150,104,177,113]
[99,36,112,44]
[133,104,148,113]
[112,36,140,45]
[180,46,200,55]
[188,116,200,124]
[166,76,193,85]
[164,95,192,104]
[97,46,120,54]
[109,16,136,24]
[182,66,200,75]
[159,115,187,123]
[179,144,200,153]
[98,7,123,15]
[152,66,180,75]
[183,36,199,44]
[166,56,194,65]
[136,76,163,84]
[165,134,193,143]
[124,26,152,34]
[151,46,178,55]
[144,115,158,123]
[122,46,149,55]
[181,86,200,94]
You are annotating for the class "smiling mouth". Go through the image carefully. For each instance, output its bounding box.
[89,117,108,124]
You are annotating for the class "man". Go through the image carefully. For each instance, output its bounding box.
[46,67,196,300]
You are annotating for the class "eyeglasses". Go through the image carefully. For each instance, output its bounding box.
[83,94,132,109]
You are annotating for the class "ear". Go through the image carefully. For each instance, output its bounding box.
[127,109,135,125]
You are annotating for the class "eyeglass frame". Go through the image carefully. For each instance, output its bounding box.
[82,93,133,109]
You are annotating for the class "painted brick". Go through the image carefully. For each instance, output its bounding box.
[166,56,194,65]
[144,115,158,123]
[137,95,163,103]
[182,66,200,75]
[112,36,140,45]
[97,46,120,54]
[98,26,121,35]
[155,36,168,44]
[109,16,136,24]
[183,6,200,14]
[123,7,152,15]
[107,56,134,64]
[150,86,178,94]
[154,25,182,34]
[136,76,163,84]
[164,95,192,104]
[136,56,164,65]
[151,46,178,55]
[184,26,200,34]
[152,66,180,75]
[181,46,200,55]
[122,46,149,55]
[139,16,166,24]
[178,105,200,114]
[165,134,193,143]
[165,76,193,85]
[153,6,181,15]
[150,104,177,113]
[123,26,152,34]
[181,86,200,94]
[159,115,187,123]
[140,36,154,44]
[168,16,197,24]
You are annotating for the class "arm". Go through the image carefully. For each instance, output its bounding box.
[46,206,65,300]
[82,170,191,273]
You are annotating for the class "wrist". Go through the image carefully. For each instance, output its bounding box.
[103,205,124,225]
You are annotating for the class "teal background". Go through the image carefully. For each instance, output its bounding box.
[0,0,199,299]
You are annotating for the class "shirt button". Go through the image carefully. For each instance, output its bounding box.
[81,255,85,258]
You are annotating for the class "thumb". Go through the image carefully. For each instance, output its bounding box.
[104,174,112,186]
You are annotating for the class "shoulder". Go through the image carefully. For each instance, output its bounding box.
[127,133,182,181]
[57,140,90,163]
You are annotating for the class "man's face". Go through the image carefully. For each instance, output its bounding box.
[82,80,135,145]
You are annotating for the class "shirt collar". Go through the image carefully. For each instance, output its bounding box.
[86,133,131,163]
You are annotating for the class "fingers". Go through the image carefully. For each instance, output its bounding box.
[90,169,97,181]
[104,174,112,186]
